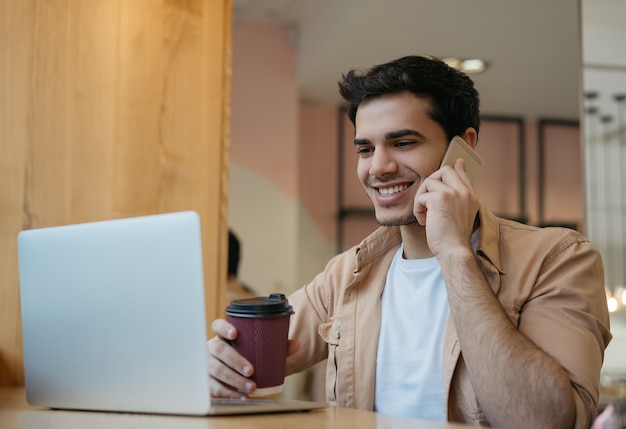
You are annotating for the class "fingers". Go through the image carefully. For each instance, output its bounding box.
[431,159,469,188]
[414,170,448,226]
[452,158,472,186]
[287,339,301,357]
[209,374,250,399]
[207,319,256,397]
[211,318,238,341]
[414,198,428,226]
[209,320,253,377]
[414,159,474,227]
[207,336,256,397]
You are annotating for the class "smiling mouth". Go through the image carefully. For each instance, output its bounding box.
[377,184,409,196]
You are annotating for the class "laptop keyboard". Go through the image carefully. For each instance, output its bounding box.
[212,398,280,406]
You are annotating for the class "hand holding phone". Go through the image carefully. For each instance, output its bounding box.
[439,136,483,184]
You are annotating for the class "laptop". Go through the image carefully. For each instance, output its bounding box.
[17,211,326,416]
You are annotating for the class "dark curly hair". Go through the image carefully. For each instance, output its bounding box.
[338,55,480,141]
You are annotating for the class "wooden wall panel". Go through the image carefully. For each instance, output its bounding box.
[0,0,231,386]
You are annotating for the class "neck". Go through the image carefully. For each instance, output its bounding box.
[399,224,433,259]
[399,211,482,260]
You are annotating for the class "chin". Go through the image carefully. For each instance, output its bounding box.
[375,214,418,227]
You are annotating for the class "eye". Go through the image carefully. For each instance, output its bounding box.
[395,140,415,148]
[356,146,373,157]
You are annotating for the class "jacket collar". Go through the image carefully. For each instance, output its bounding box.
[352,204,504,275]
[352,226,402,274]
[475,204,505,276]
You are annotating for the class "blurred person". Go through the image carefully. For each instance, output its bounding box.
[226,229,255,303]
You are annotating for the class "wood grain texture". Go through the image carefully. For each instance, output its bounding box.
[0,386,476,429]
[0,0,231,386]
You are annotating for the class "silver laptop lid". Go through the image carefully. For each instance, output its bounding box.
[17,211,212,415]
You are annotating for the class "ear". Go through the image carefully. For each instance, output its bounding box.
[461,128,478,149]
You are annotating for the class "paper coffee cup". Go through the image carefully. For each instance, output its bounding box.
[226,293,294,397]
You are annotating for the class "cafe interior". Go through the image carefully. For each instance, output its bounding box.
[229,0,626,420]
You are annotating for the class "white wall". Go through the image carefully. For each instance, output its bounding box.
[582,0,626,376]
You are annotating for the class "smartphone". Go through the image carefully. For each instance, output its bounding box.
[439,135,483,184]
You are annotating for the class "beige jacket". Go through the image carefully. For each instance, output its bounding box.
[286,206,612,427]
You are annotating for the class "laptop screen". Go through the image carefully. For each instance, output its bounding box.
[17,211,213,415]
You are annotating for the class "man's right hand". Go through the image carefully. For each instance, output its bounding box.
[207,318,302,398]
[207,318,256,398]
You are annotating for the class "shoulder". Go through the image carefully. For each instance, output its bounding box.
[296,227,401,314]
[498,217,597,262]
[480,206,598,267]
[324,226,402,273]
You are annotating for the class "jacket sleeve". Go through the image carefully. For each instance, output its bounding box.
[285,271,330,375]
[285,250,355,376]
[519,232,612,428]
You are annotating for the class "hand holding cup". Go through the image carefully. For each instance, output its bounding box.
[208,294,299,398]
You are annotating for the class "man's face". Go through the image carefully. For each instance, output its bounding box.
[355,92,448,226]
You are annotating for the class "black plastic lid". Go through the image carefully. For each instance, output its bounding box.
[226,293,295,318]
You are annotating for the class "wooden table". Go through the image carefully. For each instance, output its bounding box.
[0,387,473,429]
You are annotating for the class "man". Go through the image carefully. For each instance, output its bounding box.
[209,56,611,428]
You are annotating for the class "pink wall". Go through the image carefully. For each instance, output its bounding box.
[231,22,298,200]
[298,105,338,242]
[232,22,583,257]
[542,124,583,225]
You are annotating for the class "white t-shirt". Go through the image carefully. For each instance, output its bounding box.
[374,243,450,421]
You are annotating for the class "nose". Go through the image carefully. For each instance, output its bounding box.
[369,148,397,177]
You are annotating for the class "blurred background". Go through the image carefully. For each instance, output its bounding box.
[230,0,626,417]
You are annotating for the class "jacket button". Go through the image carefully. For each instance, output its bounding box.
[334,329,341,339]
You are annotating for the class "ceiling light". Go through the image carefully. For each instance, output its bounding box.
[461,58,487,74]
[442,57,488,74]
[616,286,626,305]
[442,57,462,70]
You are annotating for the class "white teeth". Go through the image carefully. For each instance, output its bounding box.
[378,184,408,196]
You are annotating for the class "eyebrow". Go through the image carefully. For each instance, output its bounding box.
[354,128,425,146]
